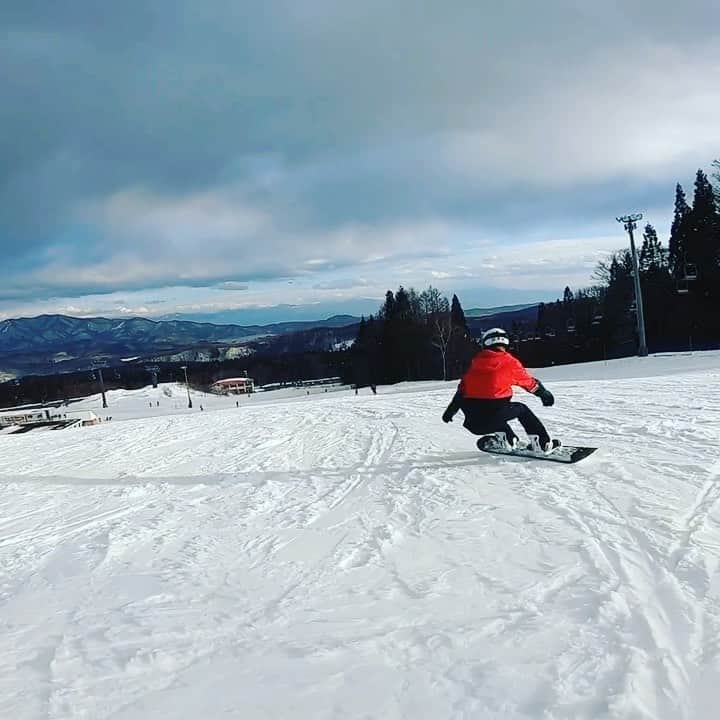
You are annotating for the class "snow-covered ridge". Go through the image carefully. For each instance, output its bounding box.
[1,351,719,719]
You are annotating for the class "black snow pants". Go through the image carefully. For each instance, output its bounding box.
[460,398,550,445]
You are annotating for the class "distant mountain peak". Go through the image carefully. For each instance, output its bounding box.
[0,312,362,377]
[465,303,539,318]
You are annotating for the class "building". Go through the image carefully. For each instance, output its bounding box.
[0,410,47,428]
[0,408,101,434]
[211,377,255,395]
[60,411,102,427]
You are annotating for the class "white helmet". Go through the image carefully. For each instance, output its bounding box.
[481,327,510,348]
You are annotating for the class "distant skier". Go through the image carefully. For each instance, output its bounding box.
[442,328,559,453]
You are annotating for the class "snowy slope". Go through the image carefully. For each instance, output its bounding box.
[2,353,720,719]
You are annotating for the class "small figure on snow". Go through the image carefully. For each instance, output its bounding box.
[442,328,559,453]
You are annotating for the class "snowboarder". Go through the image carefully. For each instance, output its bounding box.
[442,327,559,453]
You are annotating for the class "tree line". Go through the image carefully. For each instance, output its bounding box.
[529,163,720,363]
[349,287,478,387]
[2,161,718,406]
[0,351,352,409]
[348,160,720,384]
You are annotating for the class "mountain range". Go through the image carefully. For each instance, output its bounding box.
[0,314,360,378]
[464,303,538,317]
[0,303,541,379]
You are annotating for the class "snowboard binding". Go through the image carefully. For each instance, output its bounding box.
[477,434,596,464]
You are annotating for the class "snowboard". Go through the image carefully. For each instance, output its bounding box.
[477,436,597,464]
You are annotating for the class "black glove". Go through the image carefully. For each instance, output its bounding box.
[443,390,462,423]
[442,408,455,423]
[534,381,554,407]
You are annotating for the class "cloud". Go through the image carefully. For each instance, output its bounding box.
[0,184,464,302]
[215,282,249,291]
[0,228,629,322]
[1,0,718,318]
[441,45,720,188]
[312,278,369,291]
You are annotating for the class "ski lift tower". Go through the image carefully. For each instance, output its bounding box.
[180,365,193,409]
[616,213,648,357]
[91,360,109,408]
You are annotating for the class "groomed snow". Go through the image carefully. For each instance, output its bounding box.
[2,352,720,719]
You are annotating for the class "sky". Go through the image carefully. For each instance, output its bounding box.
[1,1,719,324]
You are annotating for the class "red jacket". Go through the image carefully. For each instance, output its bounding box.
[458,349,538,399]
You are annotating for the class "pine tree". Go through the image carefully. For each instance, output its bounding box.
[381,290,395,320]
[447,294,475,377]
[354,316,368,351]
[537,302,546,336]
[668,184,691,277]
[450,294,468,334]
[688,169,720,293]
[394,287,412,322]
[639,224,667,275]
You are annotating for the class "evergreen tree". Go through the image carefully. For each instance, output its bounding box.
[381,286,424,382]
[687,169,720,293]
[407,288,422,322]
[355,316,367,345]
[447,294,475,377]
[352,314,381,388]
[636,226,673,349]
[394,286,412,322]
[563,286,574,304]
[381,290,395,320]
[450,294,468,334]
[668,184,691,277]
[598,251,635,347]
[639,224,667,276]
[537,302,546,336]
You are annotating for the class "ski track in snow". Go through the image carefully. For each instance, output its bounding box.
[1,359,720,719]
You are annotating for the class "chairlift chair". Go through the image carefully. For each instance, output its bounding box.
[566,319,576,333]
[683,263,698,281]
